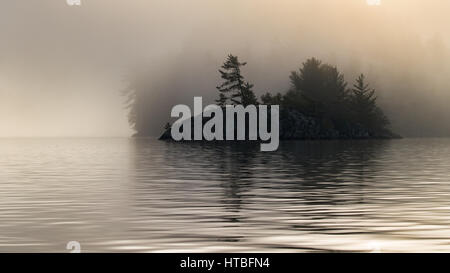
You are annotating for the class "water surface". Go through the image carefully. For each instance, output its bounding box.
[1,138,450,252]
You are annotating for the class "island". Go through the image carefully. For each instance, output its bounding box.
[156,55,399,141]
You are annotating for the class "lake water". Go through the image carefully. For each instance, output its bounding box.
[0,138,450,252]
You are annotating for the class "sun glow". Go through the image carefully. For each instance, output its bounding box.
[367,0,381,5]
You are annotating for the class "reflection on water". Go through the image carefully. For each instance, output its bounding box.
[1,138,450,252]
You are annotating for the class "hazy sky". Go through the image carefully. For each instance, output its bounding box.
[1,0,450,137]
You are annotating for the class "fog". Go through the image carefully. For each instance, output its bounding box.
[1,0,449,137]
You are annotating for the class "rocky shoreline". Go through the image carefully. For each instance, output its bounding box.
[158,109,400,141]
[278,109,400,140]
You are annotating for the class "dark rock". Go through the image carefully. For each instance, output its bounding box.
[159,108,400,140]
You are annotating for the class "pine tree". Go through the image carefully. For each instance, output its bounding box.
[241,82,259,106]
[121,79,138,133]
[216,54,258,106]
[351,74,376,117]
[288,58,349,118]
[261,92,283,105]
[215,93,228,106]
[350,74,389,131]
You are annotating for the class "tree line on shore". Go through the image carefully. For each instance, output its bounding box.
[213,54,390,136]
[124,54,392,137]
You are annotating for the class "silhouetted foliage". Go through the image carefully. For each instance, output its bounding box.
[121,79,138,133]
[280,58,391,136]
[121,71,158,136]
[215,93,228,106]
[350,74,390,133]
[241,82,259,106]
[125,56,393,138]
[216,54,258,106]
[261,92,283,105]
[287,58,349,119]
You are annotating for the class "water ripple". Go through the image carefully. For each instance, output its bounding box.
[0,138,450,252]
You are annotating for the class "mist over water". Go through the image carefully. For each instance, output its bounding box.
[3,0,450,255]
[1,138,450,252]
[1,0,450,137]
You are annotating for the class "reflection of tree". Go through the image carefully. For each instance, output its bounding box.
[162,141,260,223]
[277,140,390,206]
[129,139,391,236]
[215,143,259,223]
[129,140,260,223]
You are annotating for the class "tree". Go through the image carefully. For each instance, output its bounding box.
[289,57,323,103]
[216,54,258,106]
[121,79,138,133]
[241,82,259,106]
[215,93,228,106]
[261,92,283,105]
[288,58,349,119]
[121,69,160,136]
[350,74,389,132]
[351,74,376,113]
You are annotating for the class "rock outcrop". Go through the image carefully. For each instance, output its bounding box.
[159,109,400,140]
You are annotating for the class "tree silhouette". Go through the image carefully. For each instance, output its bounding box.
[279,58,392,136]
[216,54,258,106]
[241,82,258,106]
[287,58,348,118]
[215,93,228,106]
[121,80,138,133]
[261,92,283,105]
[123,55,394,139]
[350,74,389,132]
